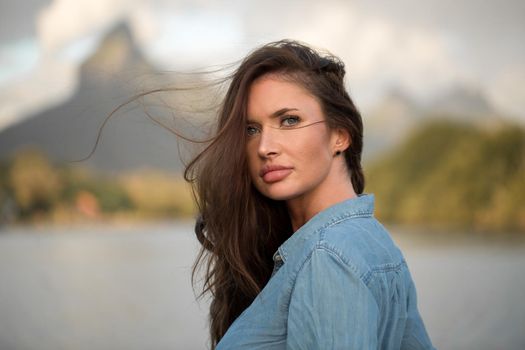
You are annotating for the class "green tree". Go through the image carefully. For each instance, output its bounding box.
[7,149,62,218]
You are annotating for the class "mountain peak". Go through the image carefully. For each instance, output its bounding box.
[80,21,151,83]
[425,84,497,119]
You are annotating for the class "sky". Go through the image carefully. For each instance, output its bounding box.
[0,0,524,130]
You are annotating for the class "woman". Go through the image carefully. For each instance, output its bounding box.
[186,40,435,349]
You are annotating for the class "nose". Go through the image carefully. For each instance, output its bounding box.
[257,127,281,159]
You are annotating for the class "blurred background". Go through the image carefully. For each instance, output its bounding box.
[0,0,524,349]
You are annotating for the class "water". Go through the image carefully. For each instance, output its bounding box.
[0,222,524,350]
[0,222,208,350]
[394,232,525,350]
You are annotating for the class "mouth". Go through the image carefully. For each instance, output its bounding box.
[259,165,293,183]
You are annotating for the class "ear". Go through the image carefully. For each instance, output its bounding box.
[331,128,351,153]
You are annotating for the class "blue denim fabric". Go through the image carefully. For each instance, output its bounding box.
[216,194,435,349]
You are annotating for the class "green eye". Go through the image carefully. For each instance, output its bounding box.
[281,116,300,127]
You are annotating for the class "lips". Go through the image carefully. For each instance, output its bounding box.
[259,165,293,183]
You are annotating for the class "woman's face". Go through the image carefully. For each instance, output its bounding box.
[246,74,342,202]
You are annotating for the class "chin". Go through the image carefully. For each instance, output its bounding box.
[257,184,303,201]
[263,192,297,201]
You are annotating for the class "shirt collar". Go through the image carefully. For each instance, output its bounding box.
[273,193,375,264]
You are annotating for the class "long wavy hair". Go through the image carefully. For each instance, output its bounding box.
[184,39,364,348]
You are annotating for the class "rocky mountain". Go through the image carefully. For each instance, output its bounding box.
[363,84,508,162]
[0,21,212,174]
[362,87,421,160]
[424,84,499,120]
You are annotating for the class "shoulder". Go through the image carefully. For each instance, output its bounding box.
[313,216,407,284]
[291,217,413,314]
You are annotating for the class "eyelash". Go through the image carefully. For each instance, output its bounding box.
[281,115,300,127]
[246,125,260,136]
[246,115,302,137]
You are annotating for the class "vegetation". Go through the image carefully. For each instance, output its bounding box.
[0,148,195,225]
[366,119,525,233]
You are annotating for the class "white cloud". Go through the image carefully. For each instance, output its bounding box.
[37,0,134,53]
[1,0,523,132]
[0,0,134,131]
[279,3,462,107]
[131,6,245,69]
[0,0,247,131]
[0,58,77,130]
[0,38,39,84]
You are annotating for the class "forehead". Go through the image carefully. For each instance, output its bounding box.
[246,75,323,121]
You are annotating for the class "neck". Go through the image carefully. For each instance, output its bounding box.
[286,169,357,232]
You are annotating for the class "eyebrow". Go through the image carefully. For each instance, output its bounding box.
[247,108,299,123]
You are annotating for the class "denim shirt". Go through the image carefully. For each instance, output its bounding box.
[216,194,435,349]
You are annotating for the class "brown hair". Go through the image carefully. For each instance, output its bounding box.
[185,39,364,348]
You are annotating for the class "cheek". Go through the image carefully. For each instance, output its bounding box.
[296,133,332,164]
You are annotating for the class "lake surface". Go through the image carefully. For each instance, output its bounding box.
[0,222,524,350]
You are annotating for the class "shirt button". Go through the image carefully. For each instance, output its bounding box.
[274,253,282,262]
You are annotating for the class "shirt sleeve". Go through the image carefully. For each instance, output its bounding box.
[286,246,379,350]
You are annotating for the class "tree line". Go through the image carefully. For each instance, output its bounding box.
[0,149,194,225]
[1,118,524,233]
[366,119,525,233]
